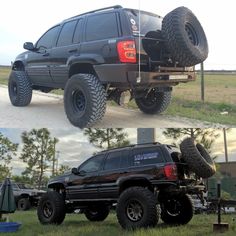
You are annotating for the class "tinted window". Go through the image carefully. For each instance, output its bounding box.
[120,150,130,168]
[57,20,77,47]
[79,154,104,173]
[125,10,162,36]
[104,152,120,170]
[36,26,60,49]
[131,147,164,166]
[73,19,83,44]
[86,13,118,41]
[12,183,18,190]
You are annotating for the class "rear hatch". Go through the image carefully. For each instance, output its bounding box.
[124,9,165,66]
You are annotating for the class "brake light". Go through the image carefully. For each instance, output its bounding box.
[164,164,178,180]
[117,40,137,63]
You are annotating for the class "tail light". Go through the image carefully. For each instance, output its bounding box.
[164,164,178,180]
[117,40,137,63]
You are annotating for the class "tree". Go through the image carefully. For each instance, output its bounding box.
[51,138,59,177]
[163,128,220,153]
[84,128,130,149]
[11,175,32,185]
[57,164,71,175]
[20,128,57,189]
[0,133,18,181]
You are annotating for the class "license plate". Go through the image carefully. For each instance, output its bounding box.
[169,75,188,80]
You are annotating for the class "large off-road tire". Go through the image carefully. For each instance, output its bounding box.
[8,70,32,106]
[64,74,106,128]
[84,205,110,222]
[180,138,216,178]
[160,194,194,225]
[116,187,158,229]
[37,192,66,225]
[162,7,208,66]
[17,198,31,211]
[135,90,171,114]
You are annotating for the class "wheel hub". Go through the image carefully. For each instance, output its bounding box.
[126,200,143,222]
[43,201,53,218]
[72,89,86,112]
[165,199,181,216]
[185,23,199,46]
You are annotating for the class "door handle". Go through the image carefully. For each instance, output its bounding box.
[68,48,78,53]
[43,52,50,57]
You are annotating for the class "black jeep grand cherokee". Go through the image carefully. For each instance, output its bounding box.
[9,6,208,128]
[37,138,215,229]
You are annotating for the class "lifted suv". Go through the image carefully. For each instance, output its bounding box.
[37,138,215,229]
[8,5,208,128]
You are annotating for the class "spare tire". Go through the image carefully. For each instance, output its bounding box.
[162,7,208,66]
[180,138,216,178]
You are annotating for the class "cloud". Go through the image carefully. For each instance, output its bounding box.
[1,128,236,175]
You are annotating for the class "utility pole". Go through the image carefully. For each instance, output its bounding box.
[223,128,228,162]
[137,128,156,144]
[56,151,60,175]
[52,138,57,176]
[201,62,205,102]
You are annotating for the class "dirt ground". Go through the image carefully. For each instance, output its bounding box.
[0,86,226,129]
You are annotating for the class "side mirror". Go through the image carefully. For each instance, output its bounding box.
[71,168,79,175]
[23,42,35,51]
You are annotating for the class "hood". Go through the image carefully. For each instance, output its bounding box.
[48,171,71,186]
[15,51,28,62]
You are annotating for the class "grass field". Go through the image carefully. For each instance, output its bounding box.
[1,66,236,125]
[2,211,236,236]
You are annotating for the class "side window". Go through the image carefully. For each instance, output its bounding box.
[73,19,83,44]
[57,20,77,47]
[120,150,130,168]
[104,150,130,170]
[131,147,164,166]
[79,154,104,173]
[36,26,60,49]
[104,152,121,170]
[86,13,119,41]
[12,183,18,190]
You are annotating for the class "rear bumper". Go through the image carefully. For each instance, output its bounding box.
[94,64,196,88]
[151,179,206,194]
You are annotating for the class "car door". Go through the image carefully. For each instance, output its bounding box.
[67,154,105,200]
[50,18,83,86]
[97,150,130,199]
[25,25,60,85]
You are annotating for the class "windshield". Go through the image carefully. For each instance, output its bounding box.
[125,9,162,36]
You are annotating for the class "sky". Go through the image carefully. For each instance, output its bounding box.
[0,128,235,176]
[0,0,236,69]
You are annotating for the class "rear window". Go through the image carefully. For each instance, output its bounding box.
[131,147,164,166]
[125,9,162,36]
[85,12,119,41]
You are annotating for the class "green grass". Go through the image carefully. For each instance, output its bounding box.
[0,66,10,85]
[3,211,236,236]
[1,66,236,124]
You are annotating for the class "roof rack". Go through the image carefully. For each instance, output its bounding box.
[100,142,162,153]
[67,5,123,20]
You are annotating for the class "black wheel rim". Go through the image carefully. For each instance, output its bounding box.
[126,200,143,222]
[42,201,53,218]
[11,81,18,96]
[72,89,86,114]
[142,89,157,107]
[164,199,181,216]
[185,23,199,46]
[19,201,25,209]
[89,210,98,216]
